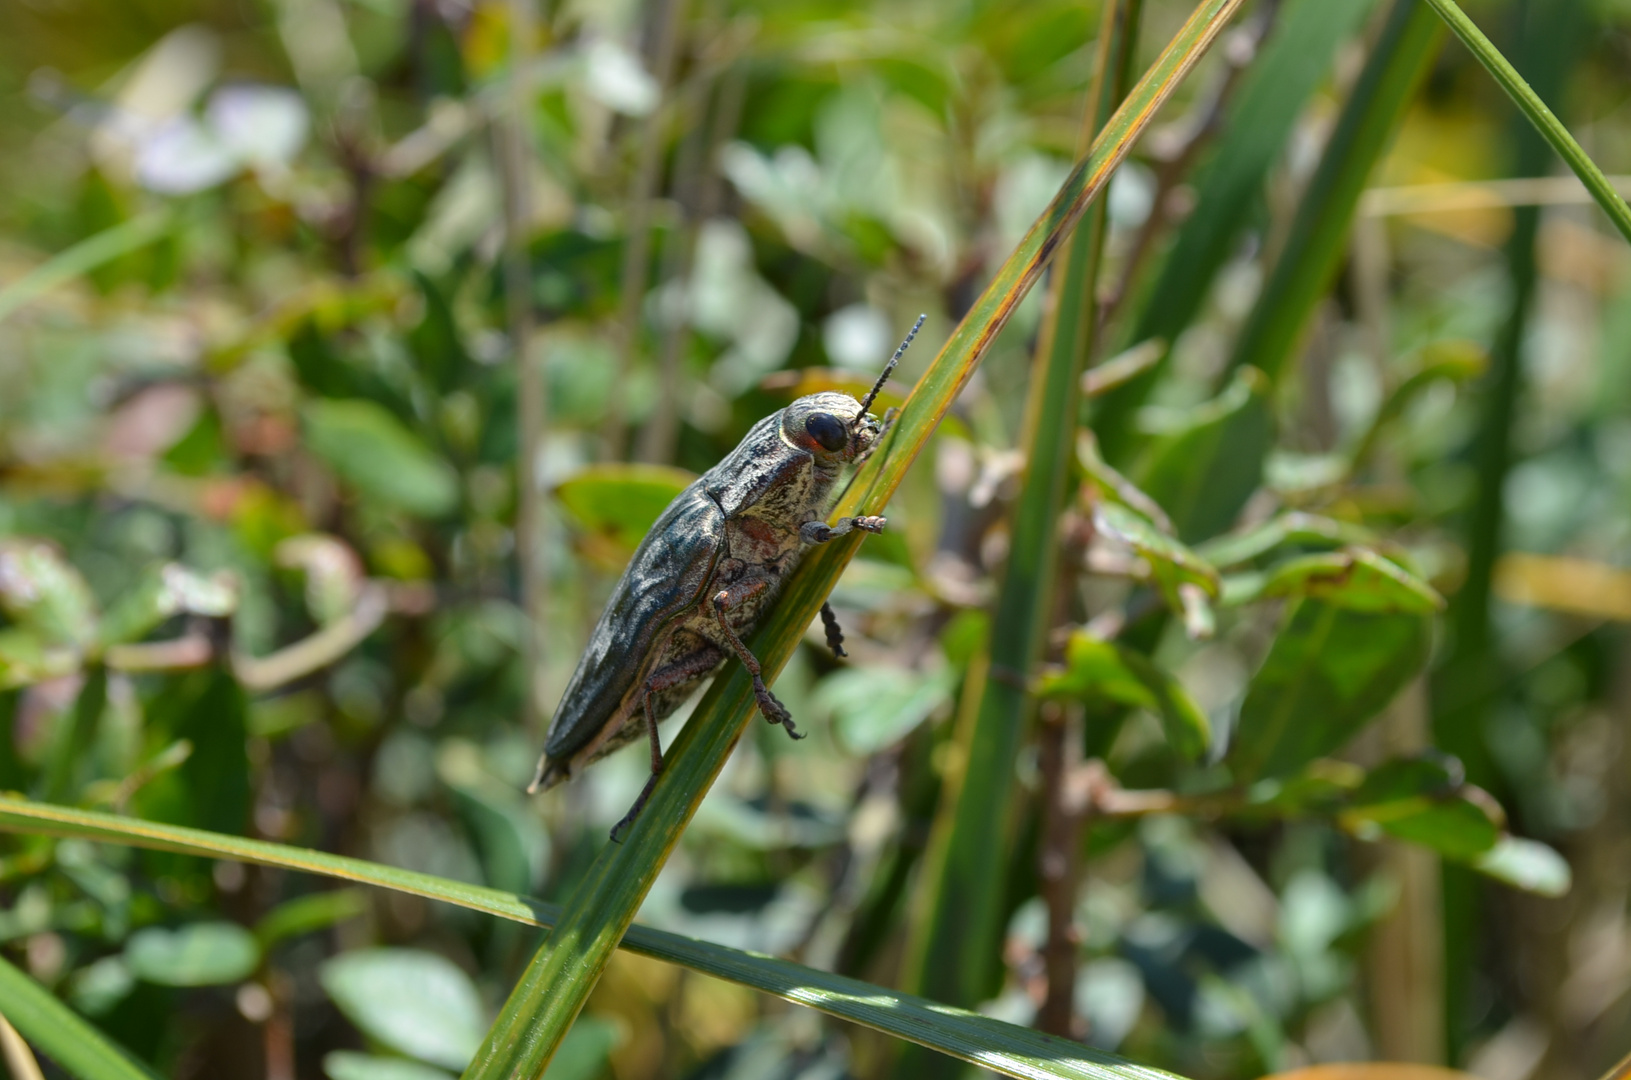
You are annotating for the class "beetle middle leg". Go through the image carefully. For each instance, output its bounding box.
[819,601,847,658]
[711,582,803,739]
[610,642,725,842]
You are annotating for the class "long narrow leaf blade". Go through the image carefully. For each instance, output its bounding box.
[464,2,1248,1076]
[1225,0,1443,382]
[1420,0,1631,244]
[0,797,1188,1080]
[0,955,162,1080]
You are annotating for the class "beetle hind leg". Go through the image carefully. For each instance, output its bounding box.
[608,642,726,842]
[712,585,804,740]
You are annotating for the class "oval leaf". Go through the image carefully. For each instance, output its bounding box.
[1038,631,1209,759]
[555,463,697,566]
[319,948,485,1070]
[812,665,955,755]
[125,922,261,986]
[0,539,99,650]
[1093,502,1220,598]
[1230,600,1430,782]
[1132,366,1273,542]
[1474,836,1571,898]
[303,399,459,517]
[1258,548,1443,614]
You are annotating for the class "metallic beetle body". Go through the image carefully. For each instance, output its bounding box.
[530,391,883,794]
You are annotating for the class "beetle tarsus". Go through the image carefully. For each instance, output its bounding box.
[712,586,803,740]
[610,771,658,843]
[820,602,847,658]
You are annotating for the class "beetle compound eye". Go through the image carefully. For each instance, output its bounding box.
[805,412,848,452]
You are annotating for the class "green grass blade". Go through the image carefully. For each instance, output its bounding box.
[466,2,1246,1076]
[0,210,172,325]
[1095,0,1377,460]
[1225,0,1443,382]
[896,0,1143,1034]
[0,955,162,1080]
[0,797,1191,1080]
[1421,0,1631,245]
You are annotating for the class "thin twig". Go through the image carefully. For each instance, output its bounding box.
[602,0,691,459]
[1035,706,1093,1038]
[636,29,747,464]
[232,585,390,692]
[499,0,547,733]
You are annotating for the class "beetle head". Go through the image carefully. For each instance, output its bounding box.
[782,391,881,463]
[781,314,927,464]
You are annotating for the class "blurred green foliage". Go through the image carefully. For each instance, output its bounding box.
[0,0,1628,1077]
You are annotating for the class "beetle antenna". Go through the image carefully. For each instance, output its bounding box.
[859,313,926,415]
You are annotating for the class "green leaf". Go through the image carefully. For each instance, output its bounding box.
[0,209,172,326]
[813,665,955,755]
[1255,548,1444,614]
[0,955,162,1080]
[542,1018,623,1080]
[0,795,1198,1080]
[42,664,107,803]
[1196,512,1378,570]
[324,1052,456,1080]
[0,628,80,690]
[436,740,550,895]
[99,563,238,647]
[1133,367,1272,542]
[1364,798,1500,860]
[0,539,99,650]
[1474,836,1572,897]
[124,922,261,986]
[303,399,460,517]
[1039,631,1209,758]
[1229,600,1430,782]
[320,949,486,1071]
[554,463,697,563]
[1092,502,1221,602]
[255,888,370,949]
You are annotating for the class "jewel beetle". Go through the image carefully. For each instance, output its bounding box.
[530,316,926,838]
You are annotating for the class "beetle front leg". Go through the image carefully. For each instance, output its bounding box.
[799,515,887,545]
[712,583,803,739]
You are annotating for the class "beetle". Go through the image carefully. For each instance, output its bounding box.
[529,316,926,838]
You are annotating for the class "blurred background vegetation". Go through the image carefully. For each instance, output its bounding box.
[0,0,1629,1077]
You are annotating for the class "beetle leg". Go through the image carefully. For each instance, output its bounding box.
[610,689,665,843]
[712,583,803,739]
[799,515,887,545]
[819,601,847,658]
[609,643,725,842]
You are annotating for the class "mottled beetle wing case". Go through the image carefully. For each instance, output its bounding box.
[539,482,725,773]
